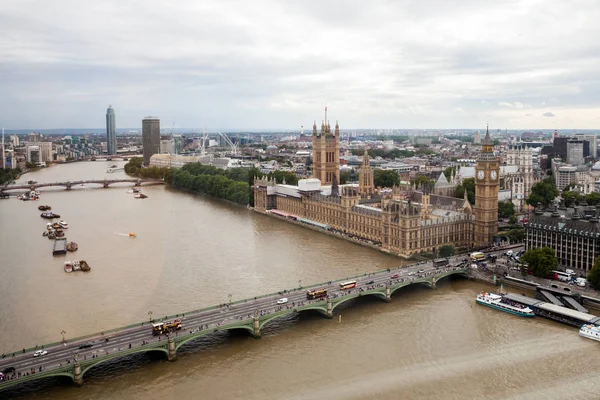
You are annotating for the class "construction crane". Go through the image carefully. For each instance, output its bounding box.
[218,132,238,156]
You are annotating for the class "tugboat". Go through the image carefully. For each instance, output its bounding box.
[38,205,51,211]
[579,324,600,342]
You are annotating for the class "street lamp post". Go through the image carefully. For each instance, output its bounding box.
[228,294,232,304]
[298,279,302,289]
[61,330,66,343]
[148,311,153,322]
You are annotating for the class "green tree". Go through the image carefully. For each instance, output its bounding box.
[374,169,400,188]
[340,171,350,185]
[586,192,600,206]
[562,191,583,207]
[443,166,456,181]
[498,201,515,219]
[410,175,434,189]
[455,178,475,204]
[520,247,557,278]
[508,215,517,225]
[438,245,455,258]
[527,177,558,208]
[587,256,600,290]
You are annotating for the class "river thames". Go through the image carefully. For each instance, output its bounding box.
[1,161,599,400]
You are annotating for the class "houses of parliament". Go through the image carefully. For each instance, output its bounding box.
[253,116,499,258]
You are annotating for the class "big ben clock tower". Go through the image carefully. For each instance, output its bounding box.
[473,125,500,247]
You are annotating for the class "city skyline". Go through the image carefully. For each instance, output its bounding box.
[1,0,600,130]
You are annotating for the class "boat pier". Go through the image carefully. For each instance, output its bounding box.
[503,293,600,327]
[52,238,67,255]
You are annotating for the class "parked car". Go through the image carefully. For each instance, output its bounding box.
[367,280,375,284]
[79,343,94,349]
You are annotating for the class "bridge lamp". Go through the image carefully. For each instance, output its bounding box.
[298,279,302,289]
[148,311,153,322]
[228,294,232,304]
[61,330,66,342]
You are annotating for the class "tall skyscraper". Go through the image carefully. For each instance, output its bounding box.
[567,139,584,166]
[142,117,160,166]
[106,105,117,155]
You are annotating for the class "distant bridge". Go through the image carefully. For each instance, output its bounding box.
[1,179,164,193]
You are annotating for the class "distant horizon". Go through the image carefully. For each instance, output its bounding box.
[2,127,599,135]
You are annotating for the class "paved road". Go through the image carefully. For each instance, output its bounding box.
[0,245,521,384]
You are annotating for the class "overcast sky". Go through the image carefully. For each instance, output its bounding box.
[1,0,600,130]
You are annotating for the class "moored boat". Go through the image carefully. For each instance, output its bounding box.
[52,222,61,229]
[80,260,91,271]
[41,212,60,219]
[55,229,65,237]
[66,242,78,252]
[38,205,51,211]
[64,261,73,273]
[58,220,68,229]
[134,192,148,199]
[579,324,600,342]
[476,292,535,317]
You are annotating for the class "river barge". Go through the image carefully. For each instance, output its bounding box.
[503,293,600,327]
[53,238,67,255]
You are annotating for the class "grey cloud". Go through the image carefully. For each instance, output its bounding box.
[543,112,556,117]
[1,0,600,129]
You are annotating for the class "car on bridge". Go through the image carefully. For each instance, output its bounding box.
[79,343,94,349]
[33,350,48,357]
[391,274,399,279]
[2,366,15,374]
[367,280,375,284]
[277,298,288,304]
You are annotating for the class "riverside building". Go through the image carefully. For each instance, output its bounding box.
[525,203,600,272]
[142,117,160,166]
[253,117,500,258]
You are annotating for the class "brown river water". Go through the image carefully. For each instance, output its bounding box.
[0,161,598,400]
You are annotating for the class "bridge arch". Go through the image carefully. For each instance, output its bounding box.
[80,347,169,378]
[389,279,432,297]
[258,305,329,330]
[433,269,468,286]
[330,291,387,312]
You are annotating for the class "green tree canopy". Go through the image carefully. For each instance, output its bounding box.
[587,256,600,290]
[562,191,583,207]
[410,175,435,189]
[527,178,558,208]
[455,177,475,204]
[498,201,515,219]
[520,247,557,278]
[438,245,455,258]
[374,169,400,188]
[586,192,600,206]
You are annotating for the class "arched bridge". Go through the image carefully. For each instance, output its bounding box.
[1,179,164,193]
[0,259,478,392]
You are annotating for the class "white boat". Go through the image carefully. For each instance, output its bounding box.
[58,220,68,229]
[64,261,73,273]
[72,261,81,271]
[579,324,600,342]
[476,292,535,317]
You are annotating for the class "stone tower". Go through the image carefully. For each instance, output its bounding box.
[358,150,374,197]
[312,109,340,186]
[473,125,500,247]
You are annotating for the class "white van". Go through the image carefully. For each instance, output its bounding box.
[506,250,513,257]
[565,269,575,275]
[576,278,587,287]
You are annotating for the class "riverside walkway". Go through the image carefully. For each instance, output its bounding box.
[0,248,517,392]
[1,178,164,193]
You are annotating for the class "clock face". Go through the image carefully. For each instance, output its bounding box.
[477,170,485,180]
[491,170,498,180]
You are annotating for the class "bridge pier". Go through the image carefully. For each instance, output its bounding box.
[66,182,72,190]
[251,316,261,339]
[431,276,436,289]
[73,363,83,386]
[103,181,109,188]
[385,284,391,302]
[326,298,333,318]
[135,180,141,187]
[167,337,177,361]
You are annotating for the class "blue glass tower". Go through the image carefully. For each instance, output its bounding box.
[106,105,116,155]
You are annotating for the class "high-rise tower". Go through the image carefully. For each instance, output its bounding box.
[142,117,160,166]
[473,125,500,247]
[311,107,340,186]
[106,105,117,155]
